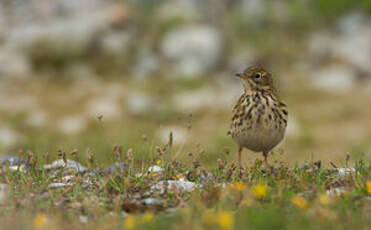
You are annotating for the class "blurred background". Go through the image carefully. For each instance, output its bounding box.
[0,0,370,166]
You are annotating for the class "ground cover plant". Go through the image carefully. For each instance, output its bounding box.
[0,139,369,230]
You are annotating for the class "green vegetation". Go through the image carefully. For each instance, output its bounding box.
[0,146,369,230]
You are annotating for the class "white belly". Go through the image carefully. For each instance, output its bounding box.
[233,124,285,153]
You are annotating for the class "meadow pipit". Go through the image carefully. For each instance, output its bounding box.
[230,65,288,174]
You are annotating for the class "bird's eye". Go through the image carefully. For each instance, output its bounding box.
[254,73,261,79]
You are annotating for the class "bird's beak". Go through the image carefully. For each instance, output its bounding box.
[235,72,243,78]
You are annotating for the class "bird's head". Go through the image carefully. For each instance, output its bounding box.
[235,65,274,93]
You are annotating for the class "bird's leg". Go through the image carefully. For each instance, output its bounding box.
[263,152,269,167]
[238,146,243,178]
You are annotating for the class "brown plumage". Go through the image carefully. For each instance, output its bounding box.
[230,65,288,174]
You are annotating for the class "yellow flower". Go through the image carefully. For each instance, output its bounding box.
[218,211,234,230]
[156,159,161,165]
[142,212,154,223]
[292,196,308,210]
[33,213,47,229]
[318,194,331,205]
[202,210,234,230]
[366,181,371,194]
[252,184,267,199]
[231,182,247,191]
[124,215,135,229]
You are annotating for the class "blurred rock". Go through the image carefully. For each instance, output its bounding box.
[158,126,187,144]
[312,66,356,92]
[308,32,333,62]
[0,127,19,147]
[57,115,87,135]
[141,197,161,206]
[27,109,48,127]
[0,48,31,78]
[0,156,28,172]
[338,13,364,34]
[326,187,345,196]
[86,97,121,121]
[309,13,371,75]
[173,87,215,112]
[151,178,196,194]
[61,175,75,184]
[101,31,132,55]
[161,25,222,77]
[148,165,163,173]
[6,13,106,57]
[332,168,356,177]
[48,182,74,188]
[135,165,164,178]
[79,215,88,224]
[44,159,87,173]
[126,92,153,115]
[133,50,159,79]
[334,13,371,74]
[0,156,26,165]
[174,83,240,112]
[1,0,129,75]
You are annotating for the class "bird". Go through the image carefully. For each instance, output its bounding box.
[229,65,288,175]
